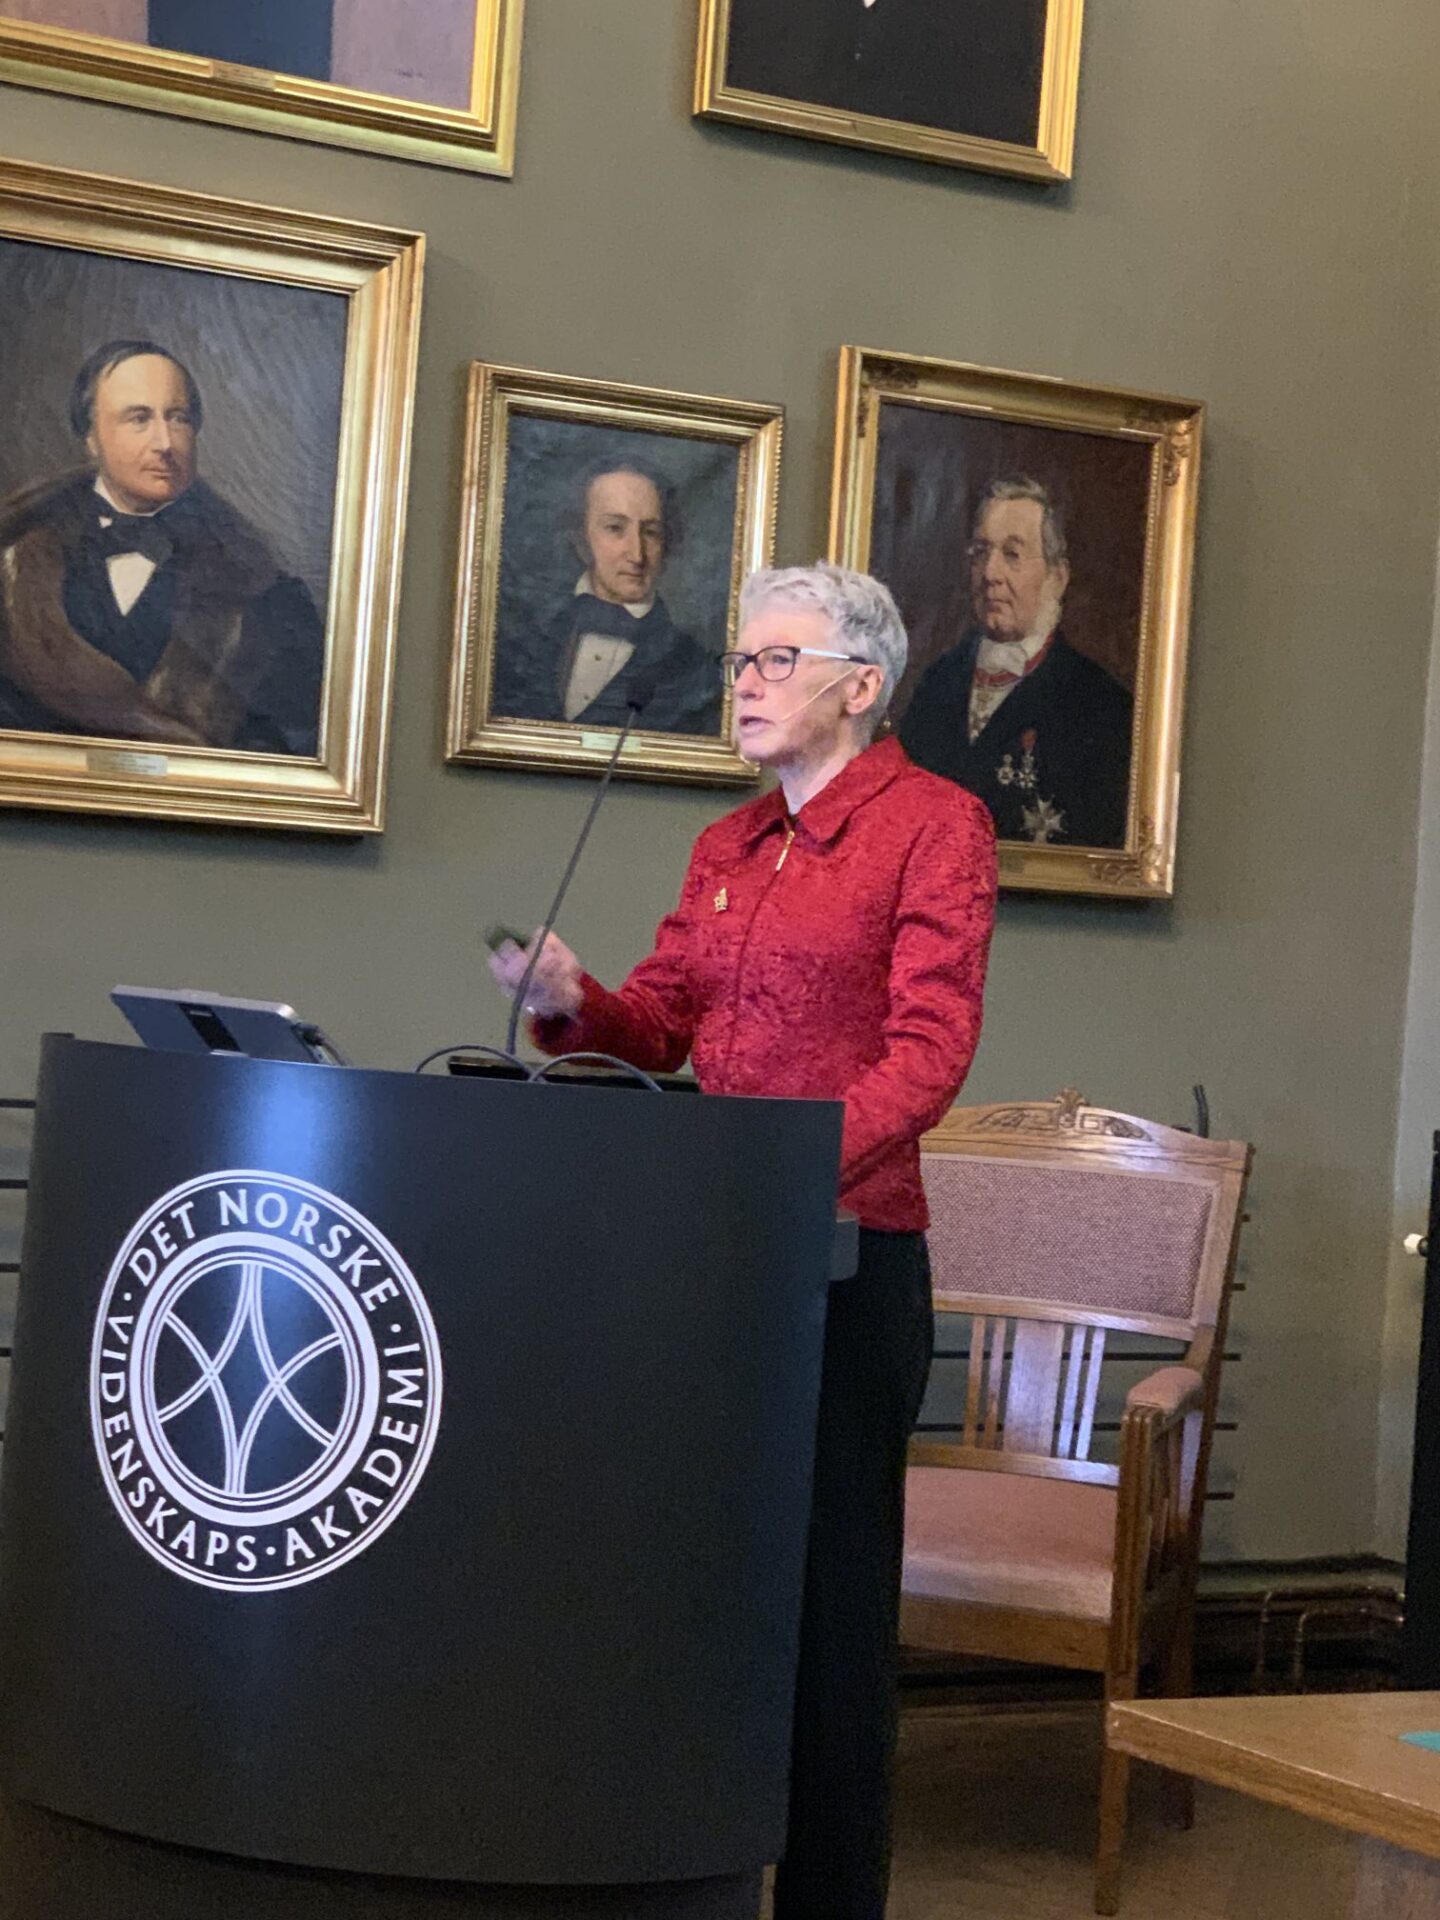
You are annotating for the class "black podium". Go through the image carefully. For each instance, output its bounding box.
[0,1037,848,1917]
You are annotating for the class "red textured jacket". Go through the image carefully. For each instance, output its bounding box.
[533,736,997,1231]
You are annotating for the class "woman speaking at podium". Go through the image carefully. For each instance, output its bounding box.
[491,563,997,1920]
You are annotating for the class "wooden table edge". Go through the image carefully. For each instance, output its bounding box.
[1106,1703,1440,1863]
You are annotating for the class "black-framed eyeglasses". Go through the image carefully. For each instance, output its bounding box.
[718,645,869,688]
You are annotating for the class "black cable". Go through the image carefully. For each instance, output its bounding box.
[298,1025,351,1068]
[504,699,649,1060]
[525,1052,664,1094]
[413,1042,526,1075]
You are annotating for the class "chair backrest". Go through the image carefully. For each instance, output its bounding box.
[918,1090,1251,1487]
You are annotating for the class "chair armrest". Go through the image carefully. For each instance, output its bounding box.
[1124,1365,1204,1426]
[1112,1365,1210,1651]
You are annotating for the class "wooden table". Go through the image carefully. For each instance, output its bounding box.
[1109,1693,1440,1918]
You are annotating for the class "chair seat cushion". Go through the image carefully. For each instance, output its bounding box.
[904,1466,1118,1621]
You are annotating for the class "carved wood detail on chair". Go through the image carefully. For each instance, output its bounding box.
[967,1088,1155,1143]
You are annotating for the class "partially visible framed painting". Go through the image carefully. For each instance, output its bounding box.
[448,364,782,788]
[695,0,1083,182]
[0,157,423,833]
[830,347,1203,899]
[0,0,523,175]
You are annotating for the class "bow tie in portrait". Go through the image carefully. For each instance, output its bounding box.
[573,592,651,637]
[94,510,175,567]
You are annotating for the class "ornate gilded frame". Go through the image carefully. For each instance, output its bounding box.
[447,363,781,788]
[694,0,1083,183]
[830,346,1203,900]
[0,157,423,834]
[0,1,522,176]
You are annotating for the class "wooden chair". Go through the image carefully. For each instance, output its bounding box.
[902,1090,1252,1914]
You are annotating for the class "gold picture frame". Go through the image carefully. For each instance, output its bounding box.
[0,157,423,834]
[830,346,1203,899]
[447,363,782,788]
[695,0,1083,183]
[0,1,523,176]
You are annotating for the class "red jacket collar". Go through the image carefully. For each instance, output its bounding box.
[722,735,911,851]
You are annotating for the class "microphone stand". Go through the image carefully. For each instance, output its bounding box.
[504,693,650,1059]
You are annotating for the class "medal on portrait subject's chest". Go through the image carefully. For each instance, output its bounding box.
[1003,731,1063,843]
[1021,796,1066,844]
[1016,730,1039,793]
[714,887,728,913]
[996,730,1040,795]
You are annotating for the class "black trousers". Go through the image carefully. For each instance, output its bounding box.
[772,1229,934,1920]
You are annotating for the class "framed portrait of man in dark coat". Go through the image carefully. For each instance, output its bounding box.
[0,1,522,175]
[0,345,326,759]
[830,347,1204,900]
[0,157,423,833]
[448,364,782,788]
[696,0,1084,182]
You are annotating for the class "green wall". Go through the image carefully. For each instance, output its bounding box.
[3,1,1439,1559]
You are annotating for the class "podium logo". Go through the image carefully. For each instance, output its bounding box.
[89,1171,443,1593]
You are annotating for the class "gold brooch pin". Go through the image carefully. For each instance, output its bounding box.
[714,887,728,913]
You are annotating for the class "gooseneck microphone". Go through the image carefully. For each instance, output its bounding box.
[504,671,661,1058]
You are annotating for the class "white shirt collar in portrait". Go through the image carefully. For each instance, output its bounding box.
[967,605,1062,743]
[93,477,174,618]
[574,570,653,621]
[563,572,655,722]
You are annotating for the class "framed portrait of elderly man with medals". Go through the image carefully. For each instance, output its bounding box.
[0,157,422,833]
[830,347,1203,900]
[0,0,522,175]
[695,0,1083,182]
[448,363,782,788]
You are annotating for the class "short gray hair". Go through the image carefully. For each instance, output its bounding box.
[973,475,1069,570]
[738,562,908,731]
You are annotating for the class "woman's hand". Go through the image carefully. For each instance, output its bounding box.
[487,930,585,1020]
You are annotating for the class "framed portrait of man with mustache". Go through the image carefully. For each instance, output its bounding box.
[447,363,783,788]
[830,347,1204,900]
[0,157,422,833]
[695,0,1083,182]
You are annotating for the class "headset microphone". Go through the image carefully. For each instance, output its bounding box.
[737,669,863,752]
[789,670,862,717]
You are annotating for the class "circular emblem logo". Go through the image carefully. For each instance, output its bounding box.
[90,1171,443,1593]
